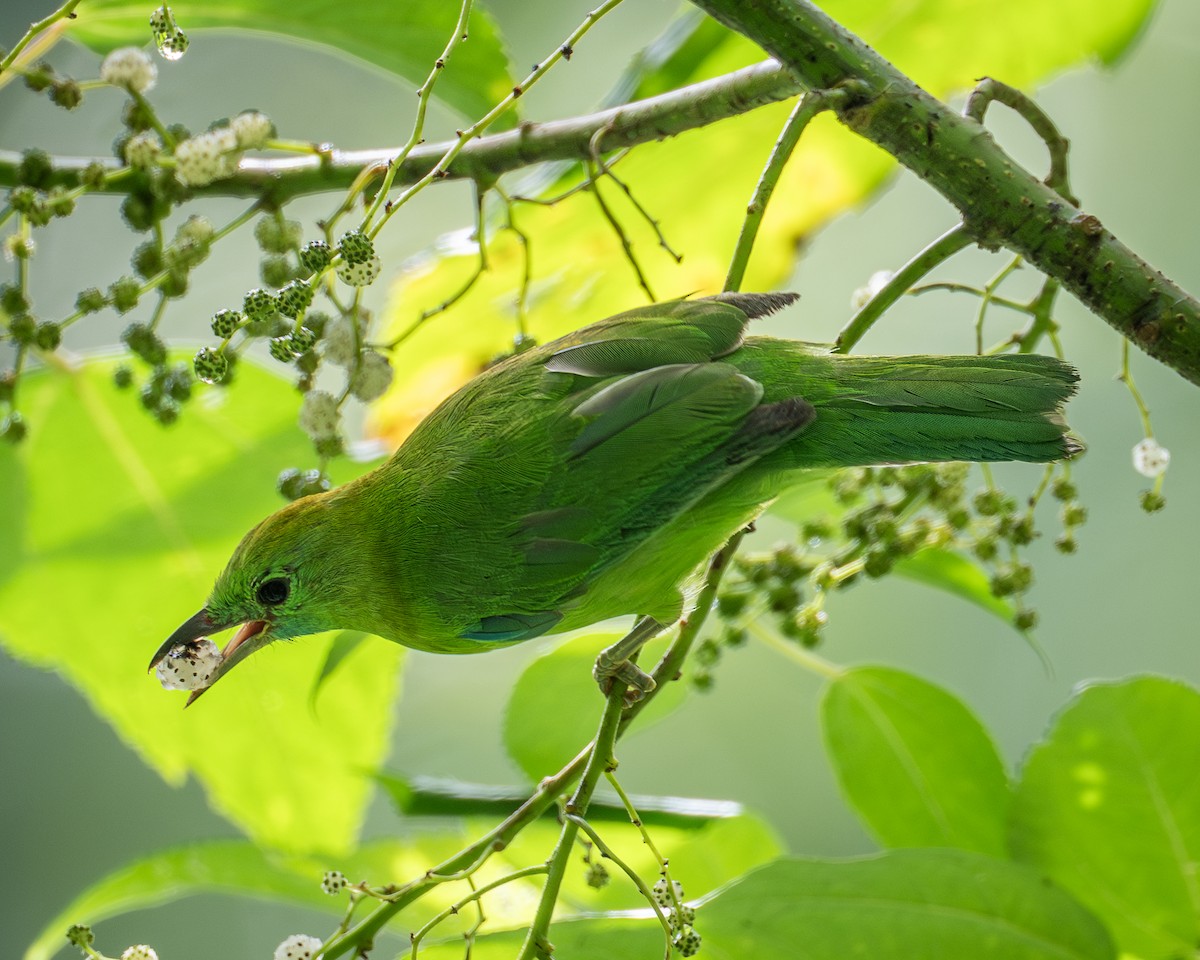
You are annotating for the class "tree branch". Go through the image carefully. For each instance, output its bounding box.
[689,0,1200,385]
[0,60,802,202]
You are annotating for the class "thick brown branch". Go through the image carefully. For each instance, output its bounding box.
[690,0,1200,385]
[0,60,802,202]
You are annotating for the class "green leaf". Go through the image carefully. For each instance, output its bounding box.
[309,629,368,708]
[24,841,322,960]
[67,0,515,125]
[0,360,401,854]
[415,921,656,960]
[822,666,1011,855]
[377,772,749,827]
[26,812,779,959]
[502,631,686,782]
[1010,676,1200,959]
[894,548,1016,625]
[700,850,1115,960]
[420,849,1114,960]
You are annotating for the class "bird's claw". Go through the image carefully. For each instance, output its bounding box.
[593,653,657,703]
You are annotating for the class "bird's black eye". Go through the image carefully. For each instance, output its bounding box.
[257,577,289,606]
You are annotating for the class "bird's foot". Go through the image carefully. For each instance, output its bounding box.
[593,650,657,703]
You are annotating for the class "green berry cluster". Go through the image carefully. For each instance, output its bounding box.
[650,877,701,955]
[709,462,1086,661]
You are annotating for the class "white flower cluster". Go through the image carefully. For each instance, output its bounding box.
[231,110,275,150]
[1132,437,1170,477]
[174,126,240,187]
[299,390,341,440]
[124,131,162,169]
[351,350,394,402]
[100,47,158,93]
[120,946,160,960]
[850,269,895,311]
[274,934,323,960]
[155,638,221,691]
[336,256,382,287]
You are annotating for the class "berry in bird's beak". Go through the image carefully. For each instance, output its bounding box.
[150,611,272,706]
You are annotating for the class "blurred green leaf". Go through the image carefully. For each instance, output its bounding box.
[309,629,369,707]
[699,851,1115,959]
[822,667,1010,854]
[416,921,656,960]
[67,0,515,125]
[502,631,686,782]
[0,361,400,854]
[24,841,322,960]
[422,848,1115,960]
[377,772,747,827]
[1010,676,1200,959]
[894,548,1016,624]
[26,811,778,959]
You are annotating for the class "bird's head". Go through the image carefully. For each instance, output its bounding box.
[149,492,360,704]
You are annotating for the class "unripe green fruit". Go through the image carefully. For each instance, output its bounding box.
[211,309,243,338]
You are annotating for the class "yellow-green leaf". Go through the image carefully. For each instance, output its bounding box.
[0,360,400,855]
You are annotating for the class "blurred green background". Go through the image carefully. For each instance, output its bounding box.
[1,0,1198,957]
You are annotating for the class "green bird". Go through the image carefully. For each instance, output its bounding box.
[151,292,1079,703]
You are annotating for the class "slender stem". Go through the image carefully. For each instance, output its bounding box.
[909,282,1028,315]
[407,865,548,958]
[518,682,629,960]
[362,0,474,231]
[974,254,1023,354]
[0,0,82,74]
[834,224,972,353]
[369,0,628,239]
[0,61,803,200]
[565,814,674,939]
[747,619,843,679]
[1119,339,1155,438]
[964,77,1077,205]
[725,89,846,291]
[587,156,655,301]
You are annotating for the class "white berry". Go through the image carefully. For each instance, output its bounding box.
[298,390,340,440]
[651,877,684,907]
[231,111,275,150]
[321,316,359,367]
[156,638,221,691]
[321,870,347,895]
[101,47,157,93]
[124,132,162,169]
[174,128,239,187]
[273,934,323,960]
[1132,437,1170,478]
[336,256,382,287]
[350,350,393,402]
[850,269,894,310]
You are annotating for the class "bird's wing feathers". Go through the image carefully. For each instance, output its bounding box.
[455,299,812,641]
[542,297,750,376]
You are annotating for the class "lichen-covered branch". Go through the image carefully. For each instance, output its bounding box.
[0,60,802,202]
[690,0,1200,385]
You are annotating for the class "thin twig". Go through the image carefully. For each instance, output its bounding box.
[834,224,972,353]
[725,88,850,291]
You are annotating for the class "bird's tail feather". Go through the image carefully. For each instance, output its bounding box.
[755,349,1081,468]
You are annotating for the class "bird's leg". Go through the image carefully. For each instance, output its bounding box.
[593,615,665,702]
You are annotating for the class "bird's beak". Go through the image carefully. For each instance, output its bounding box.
[149,609,272,706]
